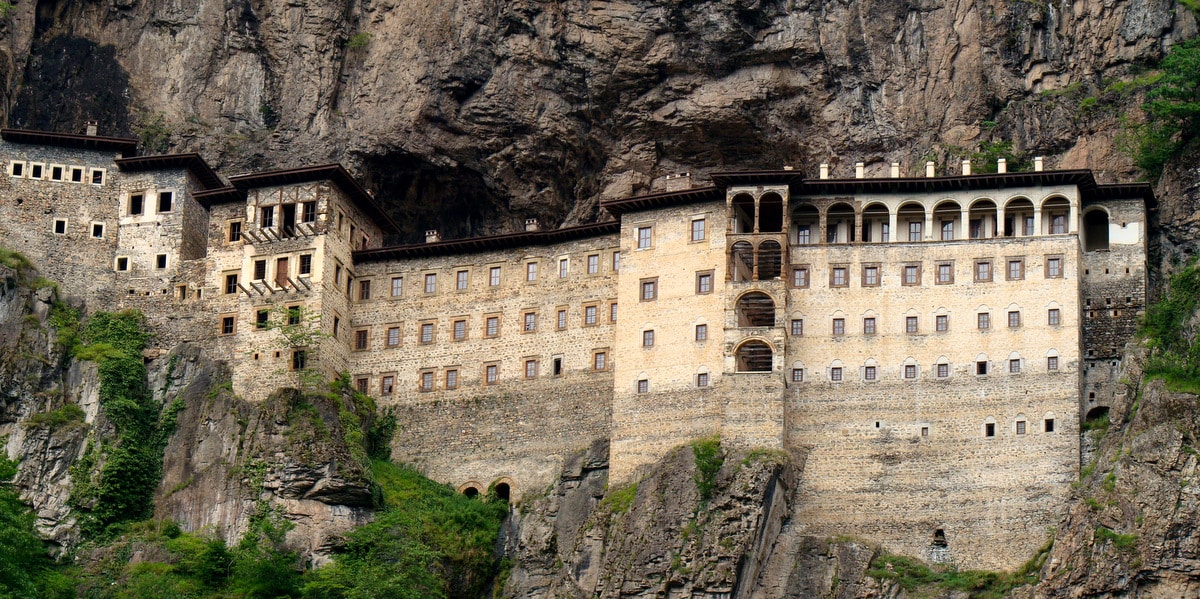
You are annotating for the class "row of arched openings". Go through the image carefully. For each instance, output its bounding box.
[459,479,512,501]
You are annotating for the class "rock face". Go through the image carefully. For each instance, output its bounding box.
[0,1,1192,243]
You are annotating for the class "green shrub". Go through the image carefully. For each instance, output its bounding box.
[599,482,638,515]
[692,436,723,502]
[1096,526,1138,552]
[25,404,85,430]
[1123,38,1200,179]
[1139,263,1200,392]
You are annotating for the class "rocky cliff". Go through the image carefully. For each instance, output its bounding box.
[0,0,1192,242]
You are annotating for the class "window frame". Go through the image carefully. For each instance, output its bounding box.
[1006,257,1025,281]
[935,314,948,332]
[861,264,880,287]
[219,314,237,336]
[354,329,369,351]
[936,261,954,285]
[386,326,401,347]
[456,269,469,290]
[1047,356,1059,370]
[790,319,803,336]
[902,263,921,286]
[586,254,599,274]
[791,266,810,289]
[1045,255,1063,279]
[974,260,993,283]
[636,225,653,249]
[484,314,501,338]
[691,218,706,242]
[1008,310,1021,328]
[423,272,437,294]
[452,319,467,341]
[696,270,714,294]
[906,316,919,334]
[696,323,708,341]
[639,278,658,302]
[830,265,849,288]
[642,329,654,348]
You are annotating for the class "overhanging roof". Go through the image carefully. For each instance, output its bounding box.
[115,153,224,190]
[1,128,139,154]
[228,164,399,233]
[354,221,620,262]
[193,186,247,206]
[600,186,723,215]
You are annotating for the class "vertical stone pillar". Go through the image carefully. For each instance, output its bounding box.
[926,162,936,177]
[1033,208,1043,236]
[888,210,899,243]
[819,163,829,180]
[960,207,970,239]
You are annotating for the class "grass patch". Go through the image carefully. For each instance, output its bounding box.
[867,539,1050,598]
[25,403,85,431]
[1083,412,1110,432]
[1096,526,1138,552]
[691,436,723,502]
[599,482,638,515]
[1139,263,1200,392]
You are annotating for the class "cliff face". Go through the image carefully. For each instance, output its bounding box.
[0,1,1191,242]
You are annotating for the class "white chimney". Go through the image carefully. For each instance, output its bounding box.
[425,230,441,243]
[890,162,900,178]
[819,163,829,180]
[1034,157,1044,172]
[524,218,540,232]
[961,159,972,176]
[925,161,935,178]
[855,162,865,179]
[663,172,692,192]
[997,158,1007,173]
[85,121,98,136]
[783,165,794,171]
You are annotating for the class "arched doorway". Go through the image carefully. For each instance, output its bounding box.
[730,241,754,282]
[1084,210,1110,251]
[736,292,776,327]
[731,194,755,234]
[757,240,782,280]
[735,340,774,372]
[759,193,784,233]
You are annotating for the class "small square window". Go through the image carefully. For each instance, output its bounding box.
[935,314,948,332]
[224,274,239,294]
[587,255,599,274]
[30,163,43,179]
[381,375,395,395]
[691,219,706,242]
[977,361,989,375]
[904,364,917,379]
[1045,256,1063,278]
[91,222,104,239]
[792,267,810,288]
[1044,418,1055,433]
[8,161,23,177]
[526,262,538,282]
[556,309,567,330]
[936,262,953,284]
[452,320,467,341]
[790,319,803,336]
[220,316,236,335]
[456,270,469,290]
[420,322,435,344]
[636,226,652,249]
[90,168,105,185]
[256,310,269,329]
[155,254,168,269]
[696,372,710,387]
[865,366,877,381]
[640,278,657,301]
[642,330,654,347]
[584,305,598,326]
[832,318,845,335]
[696,324,708,341]
[355,378,369,394]
[985,423,996,437]
[524,359,538,379]
[975,260,992,282]
[696,271,713,294]
[977,313,990,330]
[115,257,129,271]
[1008,311,1021,328]
[831,367,843,382]
[903,264,921,286]
[158,191,174,213]
[1047,356,1059,370]
[359,280,372,301]
[390,276,403,297]
[830,266,848,287]
[485,316,500,337]
[53,219,67,235]
[791,368,804,382]
[863,317,876,335]
[489,266,501,286]
[424,273,437,293]
[637,379,649,394]
[1048,308,1060,325]
[862,265,879,287]
[906,316,919,334]
[1010,359,1021,373]
[70,167,83,182]
[937,363,949,378]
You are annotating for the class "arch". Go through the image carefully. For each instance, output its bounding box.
[897,201,927,242]
[731,194,755,234]
[1083,209,1110,251]
[827,202,856,243]
[932,529,948,547]
[458,481,484,498]
[730,241,754,282]
[933,200,961,240]
[861,203,890,242]
[735,339,774,372]
[1085,406,1109,423]
[1004,197,1035,236]
[494,482,511,501]
[736,291,776,327]
[759,192,784,233]
[757,240,783,280]
[968,198,998,238]
[791,203,819,245]
[1041,196,1071,234]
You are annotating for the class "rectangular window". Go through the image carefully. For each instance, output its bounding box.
[903,264,920,285]
[158,191,174,213]
[1007,258,1024,281]
[696,324,708,341]
[831,367,843,382]
[905,364,917,379]
[587,255,599,274]
[593,351,607,371]
[975,260,992,282]
[908,221,922,242]
[977,361,989,375]
[226,221,243,243]
[299,254,312,276]
[796,225,811,245]
[610,302,618,322]
[691,219,706,241]
[90,169,104,185]
[155,254,168,269]
[335,264,343,285]
[881,223,890,242]
[453,319,466,341]
[419,371,435,391]
[391,276,403,297]
[1046,257,1063,278]
[445,369,459,390]
[862,265,879,287]
[636,226,652,249]
[126,193,145,216]
[1045,418,1055,432]
[485,364,499,385]
[1008,311,1021,328]
[696,271,713,294]
[791,368,804,382]
[301,201,316,223]
[559,259,568,278]
[985,422,996,437]
[456,270,468,290]
[256,310,269,329]
[906,316,918,333]
[424,273,437,293]
[640,278,657,301]
[67,166,79,182]
[637,379,649,394]
[525,360,538,379]
[936,315,948,332]
[259,205,274,228]
[53,219,67,234]
[1016,420,1027,434]
[526,262,538,281]
[486,316,500,337]
[557,309,567,330]
[1047,356,1059,370]
[642,330,654,347]
[355,330,368,350]
[831,266,848,287]
[91,222,104,238]
[333,316,340,338]
[489,266,501,286]
[523,312,537,332]
[1050,214,1066,234]
[833,318,845,335]
[941,220,954,240]
[791,319,803,336]
[792,267,810,288]
[612,251,620,271]
[359,280,371,301]
[1048,308,1060,325]
[224,274,239,294]
[584,305,598,325]
[937,363,949,378]
[381,375,394,395]
[8,162,22,177]
[220,316,236,335]
[254,260,266,280]
[30,163,43,179]
[355,378,368,394]
[416,322,432,344]
[865,366,877,381]
[863,317,876,335]
[115,257,129,271]
[697,372,710,387]
[978,313,990,329]
[937,262,953,284]
[386,327,400,347]
[287,306,301,325]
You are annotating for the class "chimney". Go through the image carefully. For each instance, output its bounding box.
[85,121,98,136]
[997,158,1007,173]
[890,162,900,178]
[855,162,865,179]
[663,172,692,192]
[961,159,972,176]
[782,165,794,171]
[925,161,935,178]
[819,163,829,180]
[1034,157,1044,172]
[524,218,540,232]
[425,230,441,243]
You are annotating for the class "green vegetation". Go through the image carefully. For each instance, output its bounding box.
[345,32,372,50]
[260,304,329,391]
[599,482,638,515]
[25,404,86,431]
[1095,526,1138,552]
[1139,263,1200,393]
[967,140,1031,174]
[1122,37,1200,179]
[0,247,33,278]
[691,436,723,502]
[1082,411,1110,432]
[0,455,74,597]
[867,538,1051,598]
[134,112,172,155]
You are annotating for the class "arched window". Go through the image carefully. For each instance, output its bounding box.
[933,201,961,240]
[730,241,754,282]
[897,202,927,241]
[1042,197,1071,234]
[827,202,855,243]
[1004,197,1035,236]
[759,193,784,233]
[968,199,998,238]
[463,486,480,498]
[862,203,890,242]
[731,194,755,234]
[735,340,773,372]
[736,292,775,327]
[757,240,782,280]
[492,480,512,501]
[792,204,819,244]
[1084,210,1110,251]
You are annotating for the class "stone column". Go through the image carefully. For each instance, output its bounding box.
[996,206,1007,237]
[1033,207,1043,236]
[1068,200,1079,235]
[924,210,934,242]
[818,211,828,244]
[888,210,898,243]
[960,207,970,239]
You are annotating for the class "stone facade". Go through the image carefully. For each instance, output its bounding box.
[0,128,1154,571]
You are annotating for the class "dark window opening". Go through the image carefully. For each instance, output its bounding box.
[757,240,783,279]
[932,529,947,547]
[1085,406,1109,425]
[463,487,480,499]
[553,358,563,376]
[759,193,784,233]
[281,203,297,237]
[985,423,996,437]
[731,194,755,233]
[1045,418,1055,433]
[1084,210,1110,251]
[735,340,773,372]
[129,194,144,215]
[976,361,988,375]
[736,292,776,327]
[494,482,511,502]
[158,191,173,212]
